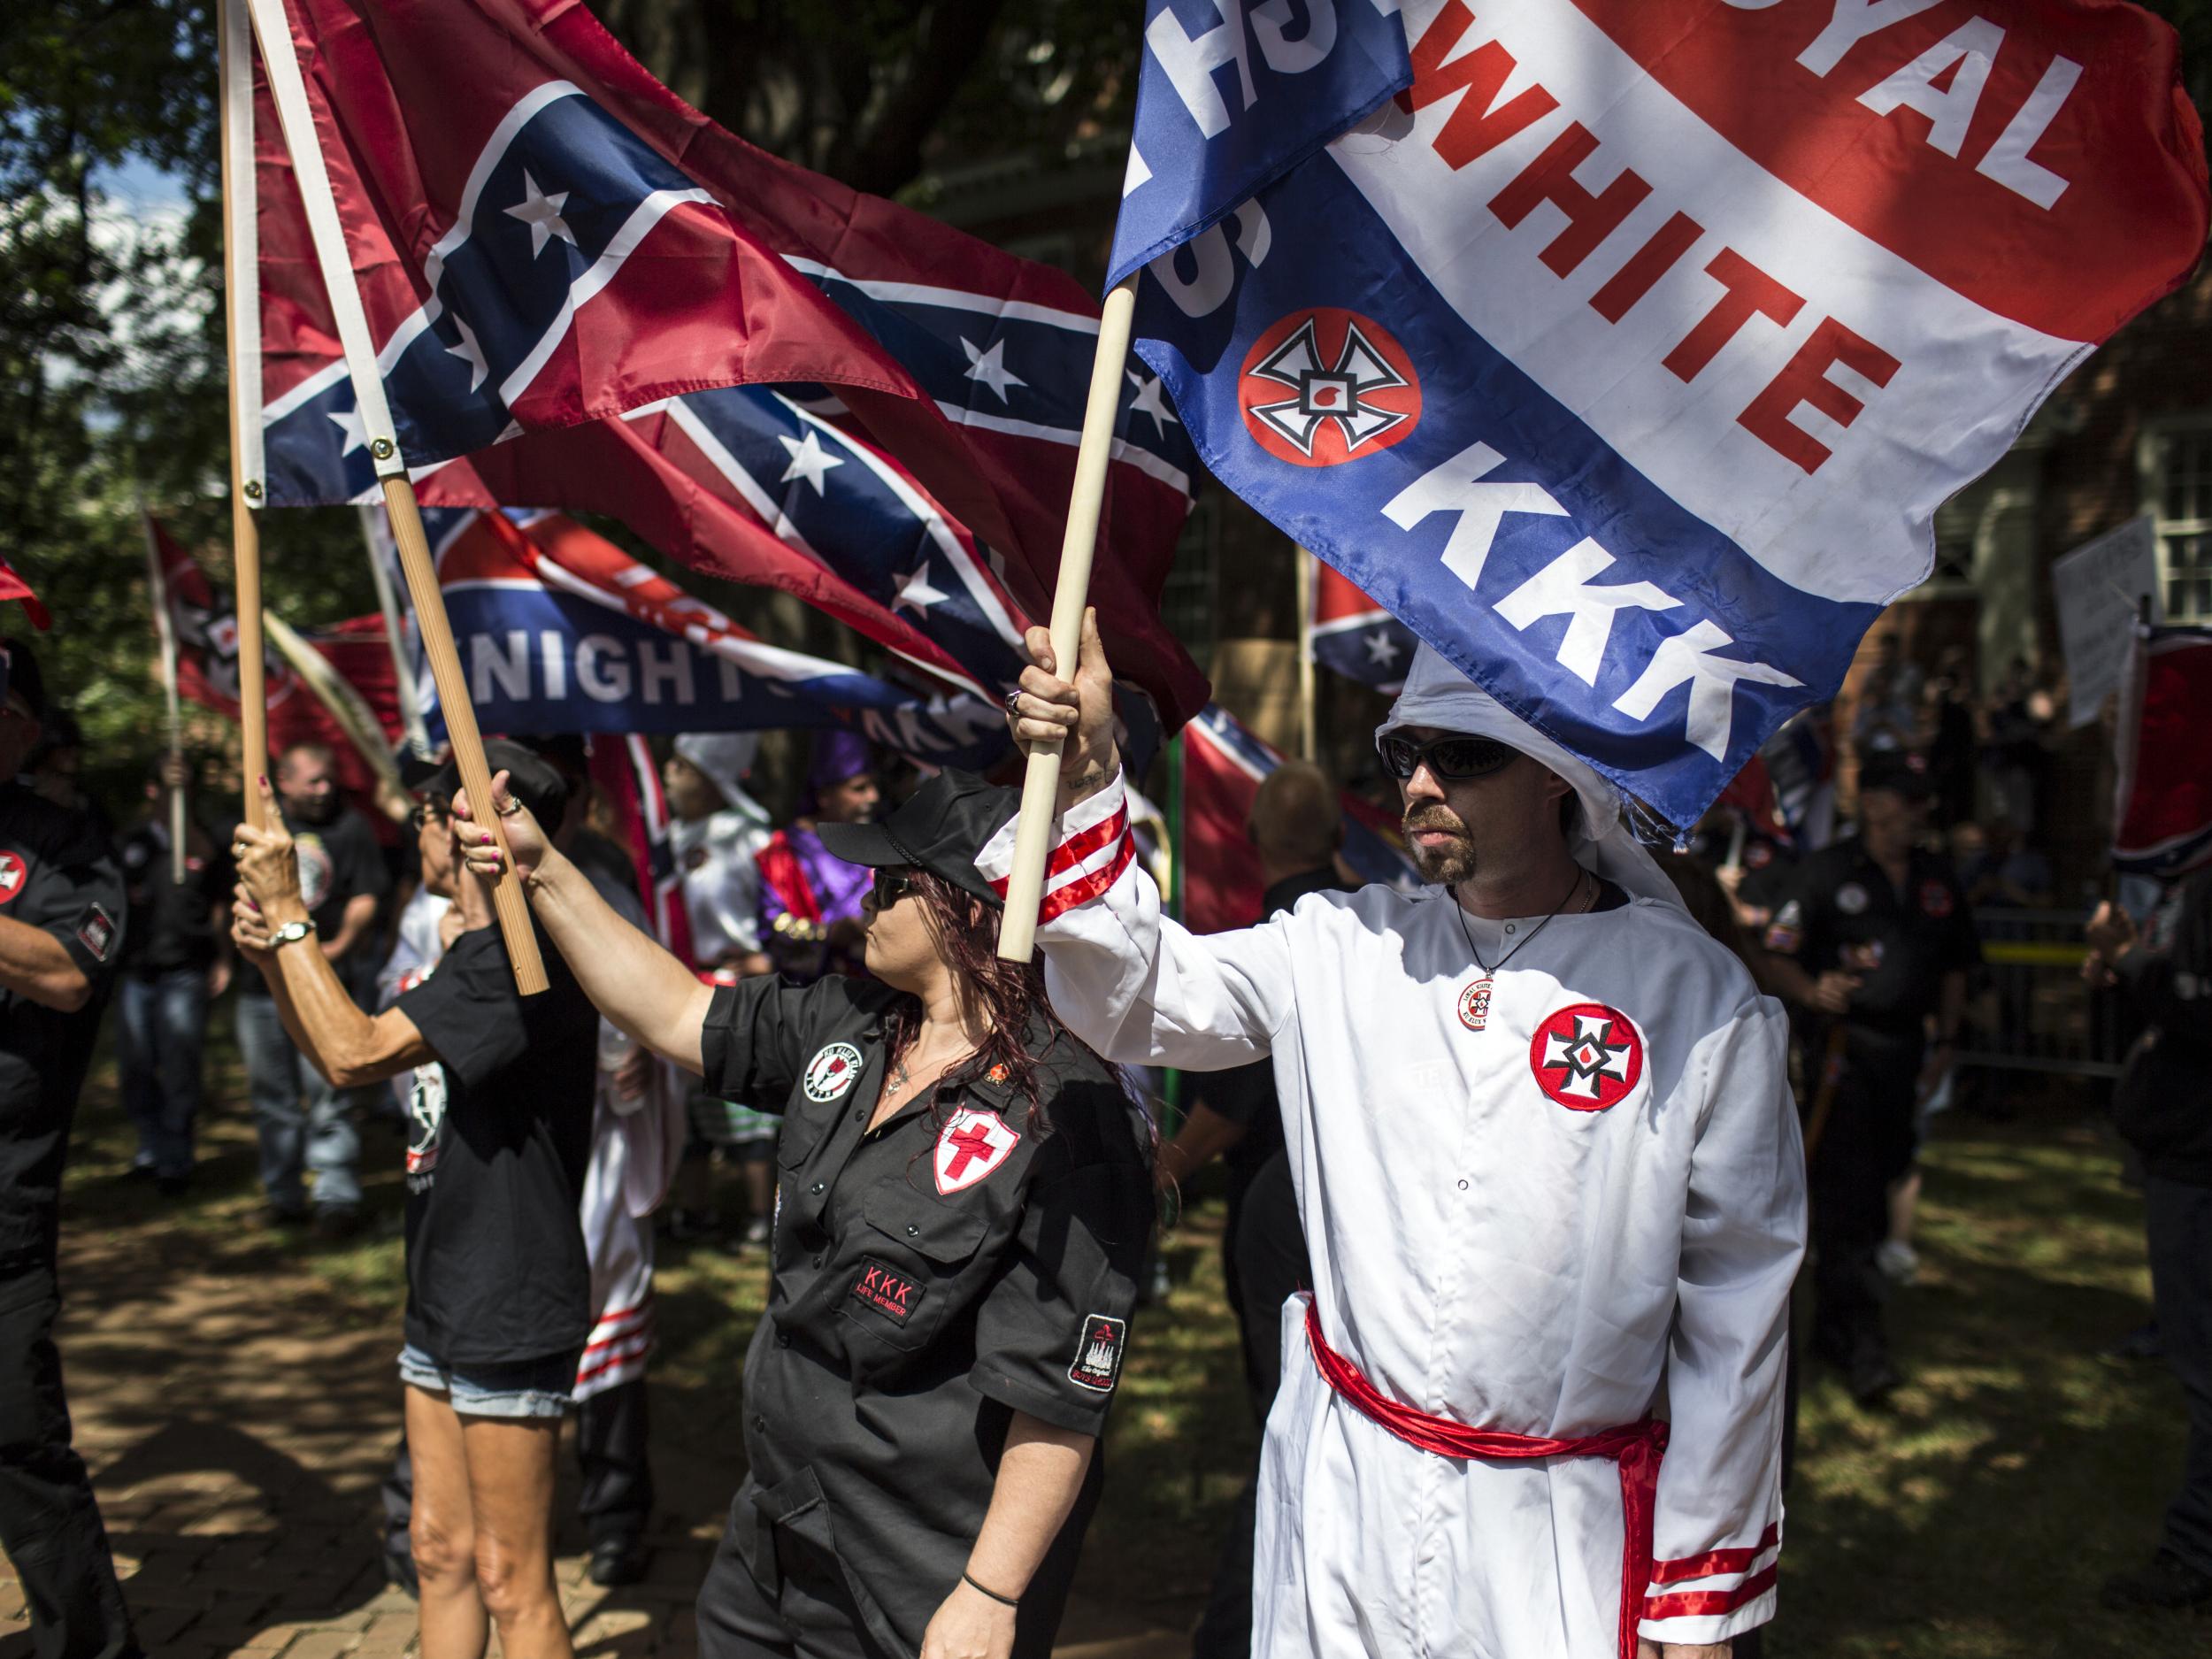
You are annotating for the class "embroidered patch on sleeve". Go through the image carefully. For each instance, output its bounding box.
[76,903,115,963]
[1068,1314,1128,1393]
[849,1256,925,1326]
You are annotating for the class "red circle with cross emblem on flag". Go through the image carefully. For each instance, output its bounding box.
[1528,1002,1645,1114]
[1239,307,1422,468]
[0,851,24,905]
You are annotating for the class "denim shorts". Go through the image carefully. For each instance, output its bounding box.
[397,1341,578,1419]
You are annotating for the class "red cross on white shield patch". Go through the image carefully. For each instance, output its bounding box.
[933,1107,1019,1196]
[1529,1002,1645,1114]
[0,851,26,904]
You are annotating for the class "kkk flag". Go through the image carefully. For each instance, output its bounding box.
[1180,704,1418,935]
[2114,627,2212,881]
[1110,0,2207,826]
[239,0,1208,725]
[1311,559,1417,694]
[403,508,1012,772]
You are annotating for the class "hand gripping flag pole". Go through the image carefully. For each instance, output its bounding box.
[218,0,269,833]
[242,0,548,994]
[995,277,1136,964]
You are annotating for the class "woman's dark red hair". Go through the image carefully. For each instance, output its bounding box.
[880,865,1113,1131]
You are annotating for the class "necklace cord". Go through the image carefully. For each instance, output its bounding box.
[1455,867,1587,978]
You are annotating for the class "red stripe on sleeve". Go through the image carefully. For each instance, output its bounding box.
[1643,1562,1778,1624]
[1035,833,1135,924]
[988,804,1129,898]
[1649,1522,1780,1586]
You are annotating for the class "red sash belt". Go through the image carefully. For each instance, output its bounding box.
[1304,1301,1668,1659]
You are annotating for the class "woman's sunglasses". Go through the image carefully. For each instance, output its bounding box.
[867,866,918,910]
[407,802,451,831]
[1375,733,1519,782]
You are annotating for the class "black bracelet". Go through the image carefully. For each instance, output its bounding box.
[961,1571,1020,1608]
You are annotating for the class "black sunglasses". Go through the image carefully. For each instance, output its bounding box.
[1376,733,1519,782]
[407,802,451,831]
[868,866,918,910]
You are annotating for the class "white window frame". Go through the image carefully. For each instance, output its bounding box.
[2139,413,2212,625]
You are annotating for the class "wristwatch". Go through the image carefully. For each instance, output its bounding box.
[270,919,317,949]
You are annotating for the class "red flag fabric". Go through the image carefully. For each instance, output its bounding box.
[2114,626,2212,880]
[246,0,1208,725]
[589,733,695,968]
[0,557,50,631]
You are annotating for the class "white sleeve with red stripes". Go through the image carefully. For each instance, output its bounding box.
[974,771,1294,1067]
[1639,996,1805,1646]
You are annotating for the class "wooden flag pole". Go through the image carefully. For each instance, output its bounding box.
[218,0,269,832]
[243,0,546,993]
[141,511,188,883]
[1294,546,1317,764]
[996,276,1138,964]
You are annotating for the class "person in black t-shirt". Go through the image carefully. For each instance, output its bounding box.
[231,743,594,1659]
[235,741,392,1233]
[1760,757,1979,1406]
[117,754,233,1192]
[454,765,1153,1659]
[0,636,142,1659]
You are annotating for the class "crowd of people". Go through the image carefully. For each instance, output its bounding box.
[0,614,2206,1659]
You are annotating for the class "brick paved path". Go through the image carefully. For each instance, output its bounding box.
[0,1195,1186,1659]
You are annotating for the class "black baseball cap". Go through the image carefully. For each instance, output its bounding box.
[1858,751,1932,802]
[0,637,46,720]
[816,768,1018,908]
[419,739,571,835]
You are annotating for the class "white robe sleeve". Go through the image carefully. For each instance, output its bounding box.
[976,771,1294,1070]
[1639,995,1806,1647]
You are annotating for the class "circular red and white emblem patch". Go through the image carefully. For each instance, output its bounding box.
[1239,308,1422,468]
[1529,1002,1645,1113]
[1919,879,1954,918]
[803,1041,865,1103]
[1456,977,1493,1032]
[0,850,25,904]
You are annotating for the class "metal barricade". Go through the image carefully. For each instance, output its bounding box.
[1956,908,2129,1079]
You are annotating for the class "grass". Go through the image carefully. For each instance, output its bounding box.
[56,1026,2211,1655]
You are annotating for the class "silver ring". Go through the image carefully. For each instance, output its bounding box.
[1005,688,1025,718]
[495,796,522,818]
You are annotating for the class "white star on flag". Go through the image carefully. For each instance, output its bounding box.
[328,404,368,456]
[776,429,845,494]
[891,561,949,617]
[1364,629,1402,668]
[444,315,489,394]
[504,170,576,259]
[960,337,1026,403]
[1125,371,1179,436]
[1541,1012,1632,1099]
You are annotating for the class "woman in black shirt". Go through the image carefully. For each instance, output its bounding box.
[231,747,595,1659]
[457,764,1154,1659]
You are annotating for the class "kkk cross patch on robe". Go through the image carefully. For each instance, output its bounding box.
[1530,1002,1644,1113]
[1068,1314,1126,1393]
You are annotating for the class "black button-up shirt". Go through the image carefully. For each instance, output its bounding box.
[1764,840,1981,1035]
[700,972,1154,1655]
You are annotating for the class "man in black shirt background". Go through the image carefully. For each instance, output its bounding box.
[0,637,142,1659]
[235,741,389,1234]
[116,755,232,1194]
[1762,757,1978,1406]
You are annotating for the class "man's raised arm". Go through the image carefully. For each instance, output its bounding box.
[453,773,714,1072]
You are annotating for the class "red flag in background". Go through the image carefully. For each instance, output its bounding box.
[0,558,49,631]
[2115,626,2212,881]
[589,732,695,969]
[245,0,1207,726]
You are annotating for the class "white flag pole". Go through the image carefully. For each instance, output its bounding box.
[218,0,269,830]
[244,0,547,994]
[357,505,431,756]
[141,512,188,883]
[994,277,1137,964]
